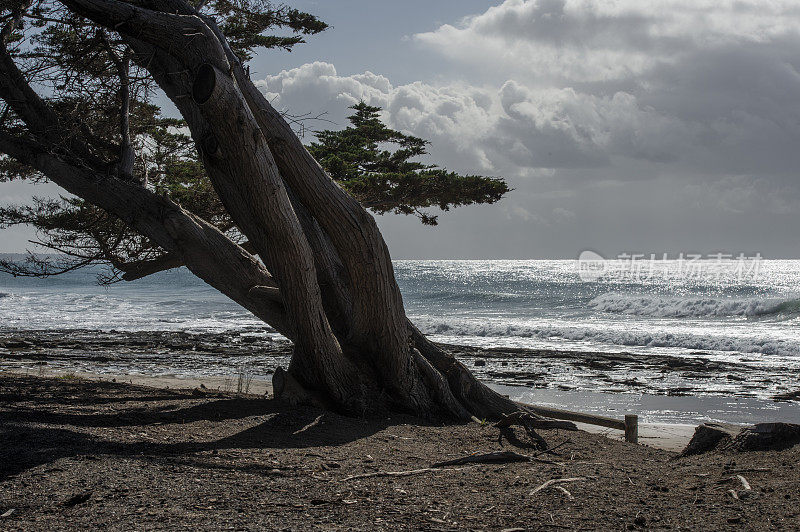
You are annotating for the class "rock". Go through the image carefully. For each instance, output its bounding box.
[474,359,486,367]
[774,389,800,402]
[728,423,800,452]
[62,490,93,507]
[680,423,742,457]
[680,422,800,456]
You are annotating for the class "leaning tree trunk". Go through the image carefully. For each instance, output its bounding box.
[3,0,527,421]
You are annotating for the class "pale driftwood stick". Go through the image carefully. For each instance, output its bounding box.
[735,475,752,491]
[529,477,586,496]
[554,485,574,500]
[340,467,465,482]
[292,413,324,435]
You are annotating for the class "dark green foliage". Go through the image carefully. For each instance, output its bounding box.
[0,2,508,281]
[0,0,322,278]
[309,103,509,225]
[202,0,328,60]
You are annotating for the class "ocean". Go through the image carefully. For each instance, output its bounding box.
[1,258,799,423]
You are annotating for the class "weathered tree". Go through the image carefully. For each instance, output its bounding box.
[0,0,523,420]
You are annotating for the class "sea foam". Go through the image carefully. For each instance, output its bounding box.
[588,292,800,319]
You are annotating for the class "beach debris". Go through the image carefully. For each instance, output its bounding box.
[723,467,771,474]
[1,509,15,518]
[529,477,586,496]
[293,413,325,435]
[341,445,571,482]
[721,474,754,500]
[340,467,466,482]
[431,451,532,468]
[61,490,93,507]
[553,485,574,500]
[494,411,576,450]
[681,422,800,456]
[432,441,571,468]
[679,423,741,457]
[728,423,800,452]
[735,474,752,492]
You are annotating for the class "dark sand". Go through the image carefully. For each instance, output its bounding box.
[2,374,799,530]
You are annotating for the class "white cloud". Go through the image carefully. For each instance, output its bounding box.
[254,0,800,257]
[415,0,800,82]
[257,62,690,177]
[259,0,800,185]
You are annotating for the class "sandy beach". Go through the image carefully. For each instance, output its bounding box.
[4,366,704,452]
[2,372,799,530]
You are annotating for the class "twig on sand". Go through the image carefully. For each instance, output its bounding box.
[340,467,466,482]
[341,440,573,482]
[530,477,586,496]
[554,485,574,500]
[431,440,571,468]
[293,413,324,435]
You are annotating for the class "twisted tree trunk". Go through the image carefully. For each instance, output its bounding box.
[1,0,526,420]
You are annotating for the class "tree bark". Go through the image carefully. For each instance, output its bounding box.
[1,0,529,421]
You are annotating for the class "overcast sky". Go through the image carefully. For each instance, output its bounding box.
[3,0,800,258]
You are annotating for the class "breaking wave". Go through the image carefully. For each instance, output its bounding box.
[414,316,800,358]
[588,293,800,319]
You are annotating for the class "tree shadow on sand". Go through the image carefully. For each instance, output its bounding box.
[0,376,443,481]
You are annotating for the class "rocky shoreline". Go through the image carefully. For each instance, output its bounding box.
[1,328,798,401]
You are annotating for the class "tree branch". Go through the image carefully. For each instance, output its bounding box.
[0,128,291,337]
[0,37,105,171]
[62,0,228,71]
[1,1,31,45]
[98,30,136,181]
[116,239,258,281]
